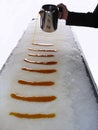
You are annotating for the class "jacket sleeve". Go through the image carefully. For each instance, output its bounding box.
[66,4,98,28]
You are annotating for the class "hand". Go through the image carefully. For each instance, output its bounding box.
[57,3,68,20]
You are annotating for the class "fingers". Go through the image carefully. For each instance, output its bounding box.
[57,3,68,20]
[57,4,62,19]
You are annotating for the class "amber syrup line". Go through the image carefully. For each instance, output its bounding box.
[21,67,57,73]
[32,14,39,44]
[11,93,56,102]
[9,112,56,119]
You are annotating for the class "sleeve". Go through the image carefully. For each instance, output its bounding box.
[66,4,98,28]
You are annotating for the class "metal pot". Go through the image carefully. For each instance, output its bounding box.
[39,4,59,32]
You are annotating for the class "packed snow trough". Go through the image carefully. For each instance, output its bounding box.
[0,19,98,130]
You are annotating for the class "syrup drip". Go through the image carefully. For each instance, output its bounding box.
[32,43,53,46]
[10,112,56,119]
[11,93,56,102]
[28,53,54,57]
[22,67,56,73]
[18,80,54,86]
[24,58,57,65]
[28,48,57,52]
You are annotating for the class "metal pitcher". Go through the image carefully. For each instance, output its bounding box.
[39,4,59,32]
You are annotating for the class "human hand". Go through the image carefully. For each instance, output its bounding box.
[57,3,68,20]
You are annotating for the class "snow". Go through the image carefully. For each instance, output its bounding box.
[0,19,98,130]
[0,1,98,129]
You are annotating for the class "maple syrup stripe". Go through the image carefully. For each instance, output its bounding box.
[28,48,57,52]
[18,80,54,86]
[9,112,56,119]
[28,53,54,57]
[22,67,56,73]
[32,43,53,46]
[24,58,57,65]
[11,93,56,102]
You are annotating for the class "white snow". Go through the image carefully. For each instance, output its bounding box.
[0,1,98,129]
[0,19,98,130]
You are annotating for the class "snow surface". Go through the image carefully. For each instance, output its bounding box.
[0,19,98,130]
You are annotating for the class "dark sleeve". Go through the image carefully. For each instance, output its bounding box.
[66,4,98,28]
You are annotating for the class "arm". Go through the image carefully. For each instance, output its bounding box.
[58,4,98,28]
[67,6,98,28]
